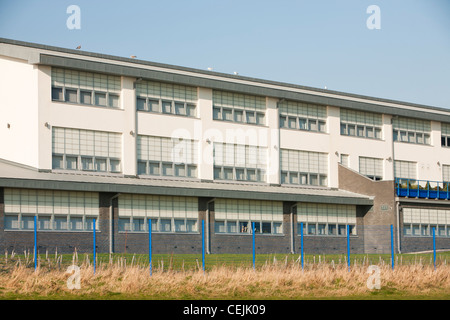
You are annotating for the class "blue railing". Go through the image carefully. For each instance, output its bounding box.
[395,178,450,200]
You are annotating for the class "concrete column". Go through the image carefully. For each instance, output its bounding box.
[197,87,214,181]
[327,106,340,188]
[266,97,280,184]
[121,76,137,176]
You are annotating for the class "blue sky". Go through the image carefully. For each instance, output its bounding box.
[0,0,449,109]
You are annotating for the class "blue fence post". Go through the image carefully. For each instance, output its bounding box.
[433,227,436,270]
[202,220,205,273]
[93,218,96,274]
[347,224,350,272]
[148,218,152,276]
[300,222,304,270]
[252,222,255,270]
[390,224,394,270]
[34,216,37,271]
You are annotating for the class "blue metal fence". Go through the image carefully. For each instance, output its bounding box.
[395,178,450,200]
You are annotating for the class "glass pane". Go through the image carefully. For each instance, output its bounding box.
[187,104,196,117]
[137,161,147,175]
[299,118,307,130]
[175,102,186,115]
[22,216,35,230]
[308,224,316,235]
[187,220,197,232]
[85,217,96,231]
[149,162,160,175]
[256,113,265,125]
[246,111,256,124]
[66,156,78,170]
[309,119,318,131]
[213,107,221,120]
[235,168,245,180]
[5,215,19,230]
[224,168,233,180]
[65,89,78,103]
[160,219,172,232]
[318,224,326,235]
[80,91,92,104]
[148,99,159,112]
[81,157,94,171]
[70,216,83,230]
[109,94,120,108]
[162,163,173,176]
[133,218,145,232]
[175,164,186,177]
[328,224,337,235]
[95,158,107,172]
[52,87,63,100]
[119,218,130,232]
[214,167,222,179]
[234,110,244,122]
[338,224,346,235]
[55,217,68,230]
[227,221,237,233]
[95,92,107,106]
[162,101,172,113]
[38,216,51,230]
[137,98,146,111]
[110,159,121,172]
[174,219,186,232]
[288,117,297,129]
[223,108,233,121]
[187,165,197,178]
[262,222,272,234]
[215,221,225,233]
[273,222,282,234]
[239,221,249,233]
[52,155,63,169]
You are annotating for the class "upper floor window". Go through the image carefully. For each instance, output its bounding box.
[340,109,382,139]
[443,164,450,183]
[51,68,121,108]
[280,149,328,187]
[441,123,450,147]
[393,117,431,145]
[213,90,266,125]
[136,80,197,117]
[52,127,122,173]
[137,135,198,178]
[279,100,327,133]
[213,142,267,182]
[359,156,383,181]
[394,160,417,180]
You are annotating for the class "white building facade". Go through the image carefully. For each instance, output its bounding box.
[1,38,449,254]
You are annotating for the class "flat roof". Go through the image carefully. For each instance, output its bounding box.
[0,159,373,206]
[1,37,450,123]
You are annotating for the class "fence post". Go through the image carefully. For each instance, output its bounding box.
[347,224,350,272]
[93,218,96,274]
[202,220,205,273]
[148,218,152,276]
[300,222,304,270]
[391,224,395,270]
[34,216,37,271]
[433,227,436,270]
[252,222,255,270]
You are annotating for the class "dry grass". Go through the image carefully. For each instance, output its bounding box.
[0,262,449,299]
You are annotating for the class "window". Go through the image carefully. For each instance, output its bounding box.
[340,154,349,167]
[441,123,450,147]
[340,109,382,139]
[51,68,121,108]
[118,194,198,233]
[403,207,450,238]
[52,127,122,173]
[213,143,267,182]
[136,80,197,117]
[279,100,327,133]
[3,188,99,232]
[359,157,383,181]
[297,203,357,236]
[280,149,328,186]
[443,165,450,183]
[137,135,198,178]
[213,90,266,125]
[214,199,283,235]
[393,117,431,145]
[394,160,417,180]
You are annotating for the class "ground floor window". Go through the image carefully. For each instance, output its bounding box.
[402,207,450,237]
[118,217,198,233]
[214,199,283,235]
[298,222,356,236]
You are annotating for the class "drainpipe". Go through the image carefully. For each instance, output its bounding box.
[109,193,121,254]
[206,198,215,254]
[396,201,401,254]
[290,204,297,254]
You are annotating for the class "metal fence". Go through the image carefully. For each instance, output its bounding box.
[2,218,449,273]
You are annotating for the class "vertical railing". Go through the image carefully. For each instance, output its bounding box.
[252,222,255,271]
[34,216,37,271]
[346,224,350,272]
[93,218,96,274]
[202,220,205,273]
[300,222,304,270]
[148,218,152,276]
[390,224,395,270]
[433,227,436,270]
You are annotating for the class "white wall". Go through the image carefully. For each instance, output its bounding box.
[0,55,39,168]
